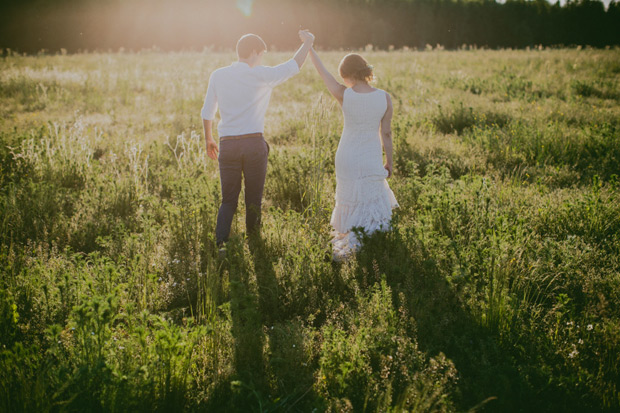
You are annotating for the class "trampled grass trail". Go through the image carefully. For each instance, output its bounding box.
[1,49,619,412]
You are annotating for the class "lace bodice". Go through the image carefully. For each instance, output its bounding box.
[341,88,387,139]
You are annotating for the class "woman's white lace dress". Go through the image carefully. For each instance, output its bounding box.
[330,88,398,260]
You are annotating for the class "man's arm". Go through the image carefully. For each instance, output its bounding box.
[256,30,314,87]
[201,72,218,160]
[293,30,315,69]
[203,119,218,160]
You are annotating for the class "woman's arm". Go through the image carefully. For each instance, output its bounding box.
[309,48,346,105]
[380,93,394,177]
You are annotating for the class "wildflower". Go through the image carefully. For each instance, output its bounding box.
[568,349,579,358]
[578,339,583,345]
[587,324,593,331]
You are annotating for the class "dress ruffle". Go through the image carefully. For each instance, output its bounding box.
[330,179,398,261]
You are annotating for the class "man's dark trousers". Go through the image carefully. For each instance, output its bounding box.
[215,135,269,245]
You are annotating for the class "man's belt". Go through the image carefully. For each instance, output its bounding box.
[219,132,264,141]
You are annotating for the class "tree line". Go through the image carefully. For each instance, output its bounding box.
[0,0,619,53]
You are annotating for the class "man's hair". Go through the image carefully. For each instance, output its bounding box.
[236,34,267,59]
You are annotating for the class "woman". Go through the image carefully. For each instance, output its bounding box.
[309,49,398,261]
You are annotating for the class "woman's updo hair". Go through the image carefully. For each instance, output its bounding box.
[338,53,374,83]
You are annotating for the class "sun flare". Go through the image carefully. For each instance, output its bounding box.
[236,0,255,17]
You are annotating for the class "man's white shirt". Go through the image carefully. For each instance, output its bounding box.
[201,59,299,137]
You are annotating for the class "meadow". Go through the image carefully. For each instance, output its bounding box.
[1,47,619,412]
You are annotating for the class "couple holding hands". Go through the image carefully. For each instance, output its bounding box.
[201,30,398,261]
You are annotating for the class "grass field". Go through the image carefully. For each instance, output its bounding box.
[1,48,619,412]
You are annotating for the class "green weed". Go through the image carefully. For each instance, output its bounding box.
[1,49,619,412]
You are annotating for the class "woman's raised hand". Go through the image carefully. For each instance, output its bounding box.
[299,29,315,45]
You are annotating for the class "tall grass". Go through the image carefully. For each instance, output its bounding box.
[1,48,619,411]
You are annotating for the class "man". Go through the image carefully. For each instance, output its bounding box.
[202,30,315,254]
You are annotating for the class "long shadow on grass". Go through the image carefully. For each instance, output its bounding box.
[355,227,591,412]
[226,238,268,410]
[199,237,267,411]
[248,236,318,411]
[206,237,317,411]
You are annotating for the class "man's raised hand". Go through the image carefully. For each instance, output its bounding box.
[299,29,315,45]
